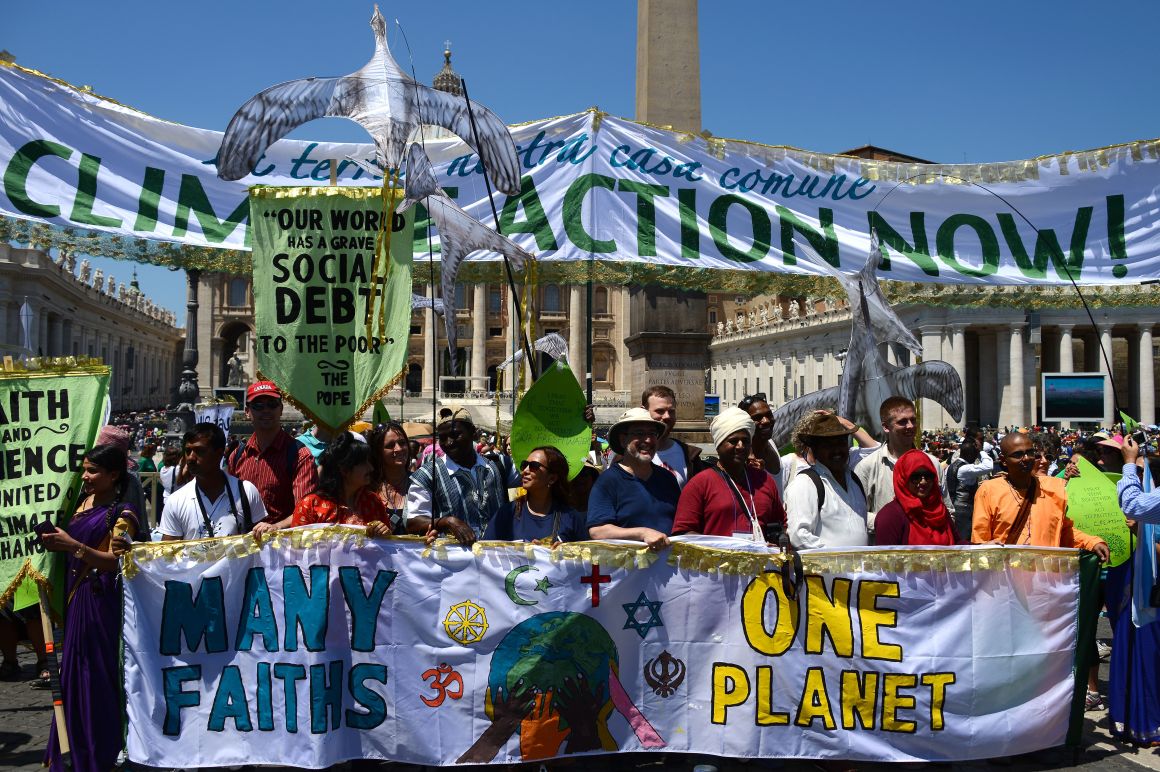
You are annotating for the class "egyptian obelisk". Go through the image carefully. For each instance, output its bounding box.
[626,0,712,439]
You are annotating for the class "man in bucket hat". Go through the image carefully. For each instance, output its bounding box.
[587,408,680,550]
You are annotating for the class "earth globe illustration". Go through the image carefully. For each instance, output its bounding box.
[486,611,617,730]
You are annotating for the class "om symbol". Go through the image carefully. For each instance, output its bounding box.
[420,662,464,707]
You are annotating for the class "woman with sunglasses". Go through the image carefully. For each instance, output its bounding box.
[483,446,587,543]
[873,448,959,546]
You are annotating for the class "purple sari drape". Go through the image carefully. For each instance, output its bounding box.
[44,502,138,772]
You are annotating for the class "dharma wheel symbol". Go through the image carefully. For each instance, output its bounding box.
[443,600,489,645]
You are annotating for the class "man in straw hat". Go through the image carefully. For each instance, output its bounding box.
[587,407,681,550]
[784,412,869,549]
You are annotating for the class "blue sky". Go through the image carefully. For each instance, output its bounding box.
[7,0,1159,324]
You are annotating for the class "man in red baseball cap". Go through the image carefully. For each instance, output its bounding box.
[226,381,318,535]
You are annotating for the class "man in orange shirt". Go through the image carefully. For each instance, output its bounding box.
[972,431,1109,560]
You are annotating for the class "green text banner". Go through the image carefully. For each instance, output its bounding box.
[250,187,413,433]
[0,363,110,609]
[2,63,1159,286]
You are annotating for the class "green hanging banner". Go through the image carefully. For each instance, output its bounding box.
[250,186,414,432]
[510,361,592,480]
[0,361,110,611]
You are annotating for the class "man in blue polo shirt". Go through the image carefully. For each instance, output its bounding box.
[587,407,680,550]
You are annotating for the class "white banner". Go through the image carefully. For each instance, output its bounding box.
[193,403,234,436]
[4,62,1158,284]
[122,531,1080,768]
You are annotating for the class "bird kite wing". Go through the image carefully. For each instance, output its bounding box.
[769,387,841,450]
[217,76,359,181]
[415,86,522,196]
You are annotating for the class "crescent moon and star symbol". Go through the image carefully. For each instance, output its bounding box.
[503,565,554,606]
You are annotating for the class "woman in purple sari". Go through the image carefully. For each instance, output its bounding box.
[38,444,140,772]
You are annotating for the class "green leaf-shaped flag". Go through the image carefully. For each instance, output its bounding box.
[510,361,592,481]
[1066,455,1132,567]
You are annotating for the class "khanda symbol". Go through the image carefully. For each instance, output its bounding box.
[643,650,686,698]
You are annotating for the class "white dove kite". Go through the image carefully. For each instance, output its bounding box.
[216,6,521,195]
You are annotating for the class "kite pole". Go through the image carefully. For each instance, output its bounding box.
[460,78,539,381]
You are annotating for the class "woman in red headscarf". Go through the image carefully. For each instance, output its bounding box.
[874,449,959,546]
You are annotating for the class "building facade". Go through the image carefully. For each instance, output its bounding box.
[0,243,184,411]
[709,287,1159,430]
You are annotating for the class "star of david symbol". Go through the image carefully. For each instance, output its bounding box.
[622,592,664,639]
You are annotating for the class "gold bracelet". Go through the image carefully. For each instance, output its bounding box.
[73,544,85,561]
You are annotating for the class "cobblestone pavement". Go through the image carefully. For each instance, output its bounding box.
[2,621,1157,772]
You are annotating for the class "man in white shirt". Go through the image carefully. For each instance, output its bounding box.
[784,413,868,549]
[642,385,708,489]
[155,423,266,540]
[854,396,953,535]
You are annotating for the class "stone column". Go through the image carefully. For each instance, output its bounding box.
[1139,324,1156,426]
[1057,323,1074,375]
[949,324,967,427]
[421,283,435,395]
[470,283,487,392]
[568,284,585,389]
[919,325,945,429]
[1007,323,1026,429]
[1098,323,1114,426]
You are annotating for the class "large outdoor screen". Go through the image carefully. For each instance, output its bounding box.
[1041,372,1107,422]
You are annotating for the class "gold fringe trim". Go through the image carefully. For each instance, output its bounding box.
[122,525,429,579]
[0,561,53,610]
[253,365,406,435]
[122,528,1079,580]
[0,357,109,377]
[248,185,399,201]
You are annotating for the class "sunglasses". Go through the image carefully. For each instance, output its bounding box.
[739,392,767,409]
[248,400,281,412]
[520,460,546,473]
[908,470,937,482]
[624,429,660,440]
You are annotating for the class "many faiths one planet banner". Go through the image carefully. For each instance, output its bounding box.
[1,61,1159,285]
[121,531,1079,768]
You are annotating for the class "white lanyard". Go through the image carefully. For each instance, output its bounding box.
[719,467,763,542]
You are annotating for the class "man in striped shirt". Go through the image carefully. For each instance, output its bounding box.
[227,381,319,535]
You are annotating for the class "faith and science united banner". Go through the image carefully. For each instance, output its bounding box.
[3,62,1160,285]
[0,363,110,611]
[122,531,1079,768]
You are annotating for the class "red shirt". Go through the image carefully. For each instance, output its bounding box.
[292,490,387,527]
[229,430,319,523]
[672,467,786,538]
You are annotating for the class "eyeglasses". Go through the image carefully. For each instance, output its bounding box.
[520,460,546,473]
[908,470,936,482]
[1005,449,1044,460]
[738,392,767,409]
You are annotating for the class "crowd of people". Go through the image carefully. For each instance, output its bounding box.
[8,379,1160,770]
